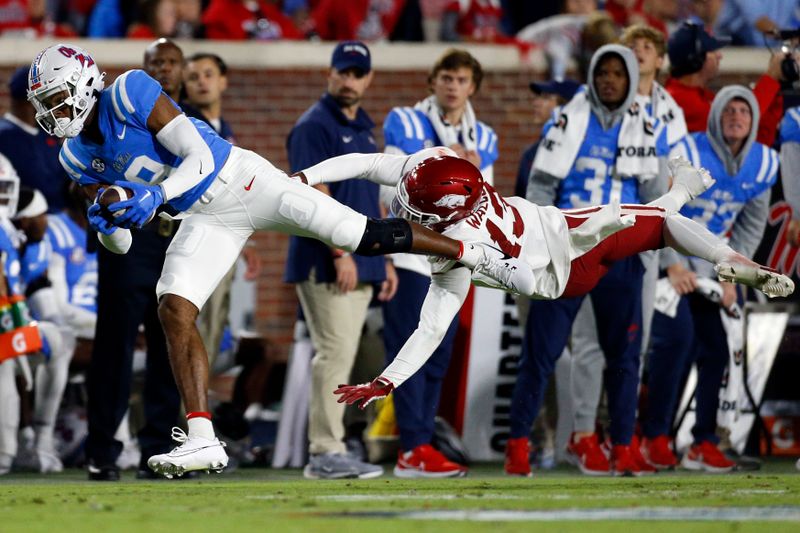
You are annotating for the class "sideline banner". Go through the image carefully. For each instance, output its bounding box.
[443,287,523,461]
[675,311,788,453]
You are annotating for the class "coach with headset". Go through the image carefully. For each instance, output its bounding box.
[664,20,787,146]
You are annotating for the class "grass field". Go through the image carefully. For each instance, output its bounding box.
[2,461,800,532]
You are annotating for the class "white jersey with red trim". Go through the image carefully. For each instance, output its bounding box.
[297,149,644,388]
[432,183,573,300]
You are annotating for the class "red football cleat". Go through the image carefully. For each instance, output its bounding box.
[629,436,657,475]
[609,444,641,477]
[393,444,467,478]
[566,433,610,476]
[681,441,735,473]
[504,436,532,477]
[641,435,678,470]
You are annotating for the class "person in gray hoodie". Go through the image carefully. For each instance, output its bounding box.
[641,86,778,473]
[506,44,671,477]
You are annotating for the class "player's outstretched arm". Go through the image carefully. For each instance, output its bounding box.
[296,152,407,187]
[334,268,470,409]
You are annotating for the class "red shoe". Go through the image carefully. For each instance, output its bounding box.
[566,433,610,476]
[681,441,735,473]
[629,436,657,475]
[504,437,532,477]
[393,444,467,478]
[641,435,678,470]
[610,444,641,477]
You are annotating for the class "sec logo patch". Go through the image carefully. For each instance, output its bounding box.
[92,158,105,172]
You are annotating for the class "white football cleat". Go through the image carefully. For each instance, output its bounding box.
[37,449,63,474]
[469,242,535,296]
[668,156,716,200]
[147,428,228,479]
[715,262,795,298]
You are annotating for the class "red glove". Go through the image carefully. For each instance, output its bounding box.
[334,377,395,410]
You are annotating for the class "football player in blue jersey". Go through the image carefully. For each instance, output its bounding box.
[26,43,533,478]
[0,169,75,475]
[641,86,779,473]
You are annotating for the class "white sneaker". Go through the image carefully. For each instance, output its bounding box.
[147,428,228,479]
[668,156,716,200]
[469,243,535,295]
[715,262,795,298]
[37,449,63,474]
[0,453,12,475]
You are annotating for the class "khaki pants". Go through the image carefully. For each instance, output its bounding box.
[297,274,373,455]
[198,263,236,368]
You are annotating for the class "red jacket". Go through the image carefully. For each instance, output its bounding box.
[203,0,303,40]
[665,75,783,146]
[311,0,405,41]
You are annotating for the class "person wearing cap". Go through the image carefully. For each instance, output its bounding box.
[284,40,395,480]
[378,48,497,478]
[506,44,672,478]
[0,66,70,212]
[515,79,580,198]
[665,19,785,146]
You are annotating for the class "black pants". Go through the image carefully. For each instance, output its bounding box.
[86,225,180,466]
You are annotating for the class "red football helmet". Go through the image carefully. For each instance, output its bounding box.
[392,155,484,229]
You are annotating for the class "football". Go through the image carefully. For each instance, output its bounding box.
[97,185,133,220]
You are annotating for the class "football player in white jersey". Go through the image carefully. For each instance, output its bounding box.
[26,43,533,478]
[292,147,795,408]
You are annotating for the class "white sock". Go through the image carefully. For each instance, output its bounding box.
[647,185,691,213]
[663,214,734,264]
[187,417,216,440]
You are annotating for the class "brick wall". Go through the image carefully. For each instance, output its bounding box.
[0,66,764,357]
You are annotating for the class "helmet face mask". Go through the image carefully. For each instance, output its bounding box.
[392,155,484,231]
[28,44,105,138]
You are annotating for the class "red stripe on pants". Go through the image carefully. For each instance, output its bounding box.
[562,208,666,298]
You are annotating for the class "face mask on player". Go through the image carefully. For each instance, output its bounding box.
[27,44,105,139]
[391,155,484,230]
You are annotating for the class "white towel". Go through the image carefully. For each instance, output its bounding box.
[641,82,687,148]
[414,95,478,152]
[533,90,661,182]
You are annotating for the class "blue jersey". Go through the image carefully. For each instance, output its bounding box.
[546,113,669,209]
[779,106,800,145]
[46,213,97,313]
[383,106,498,171]
[674,133,778,238]
[57,70,232,213]
[20,240,50,285]
[0,222,24,296]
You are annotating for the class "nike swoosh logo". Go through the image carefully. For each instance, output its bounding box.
[141,191,151,202]
[244,176,255,191]
[342,135,353,143]
[117,125,126,140]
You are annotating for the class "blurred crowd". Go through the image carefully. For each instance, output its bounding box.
[0,0,796,46]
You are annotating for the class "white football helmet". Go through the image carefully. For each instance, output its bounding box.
[27,44,105,138]
[0,154,21,219]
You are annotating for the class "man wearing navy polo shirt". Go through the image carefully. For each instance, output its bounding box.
[0,66,70,212]
[284,41,396,480]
